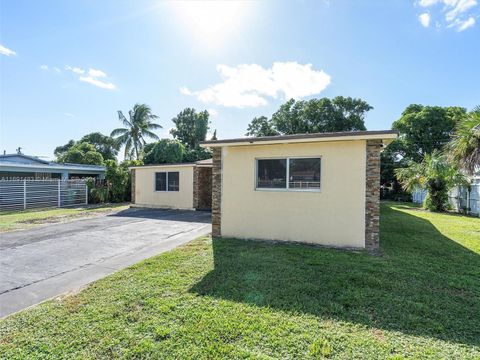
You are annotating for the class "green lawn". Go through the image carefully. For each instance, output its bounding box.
[0,202,479,359]
[0,204,129,232]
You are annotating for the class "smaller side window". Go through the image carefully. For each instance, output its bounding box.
[168,172,180,191]
[155,172,167,191]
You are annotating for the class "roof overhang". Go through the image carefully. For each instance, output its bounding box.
[0,162,105,173]
[129,159,213,170]
[200,130,398,148]
[129,163,195,170]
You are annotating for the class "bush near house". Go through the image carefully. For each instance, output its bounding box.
[87,160,141,204]
[1,203,479,359]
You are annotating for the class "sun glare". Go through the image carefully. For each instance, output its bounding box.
[169,0,251,47]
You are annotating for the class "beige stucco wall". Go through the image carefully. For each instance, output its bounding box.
[134,165,194,210]
[221,140,367,248]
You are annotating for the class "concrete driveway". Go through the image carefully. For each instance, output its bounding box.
[0,208,211,318]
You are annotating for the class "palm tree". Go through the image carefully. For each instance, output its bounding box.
[111,104,162,159]
[395,151,466,212]
[447,106,480,176]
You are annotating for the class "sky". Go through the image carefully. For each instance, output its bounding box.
[1,0,479,160]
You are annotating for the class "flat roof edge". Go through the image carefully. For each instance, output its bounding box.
[200,130,398,147]
[129,163,213,170]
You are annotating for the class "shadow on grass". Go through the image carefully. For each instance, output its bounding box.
[190,204,480,346]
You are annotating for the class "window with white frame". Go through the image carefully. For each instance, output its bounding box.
[256,157,321,190]
[155,171,180,192]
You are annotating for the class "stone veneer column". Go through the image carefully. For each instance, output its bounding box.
[130,169,136,204]
[193,167,199,209]
[211,147,222,237]
[365,139,382,251]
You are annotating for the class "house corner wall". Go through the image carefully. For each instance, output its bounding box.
[365,139,382,250]
[211,148,222,237]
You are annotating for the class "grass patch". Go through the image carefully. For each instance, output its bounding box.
[0,203,129,232]
[0,202,479,359]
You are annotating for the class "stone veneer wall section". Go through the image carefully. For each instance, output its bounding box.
[211,148,222,237]
[131,169,136,204]
[193,166,212,210]
[365,139,382,250]
[193,167,199,209]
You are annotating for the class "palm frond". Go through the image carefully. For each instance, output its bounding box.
[110,128,128,137]
[118,111,132,128]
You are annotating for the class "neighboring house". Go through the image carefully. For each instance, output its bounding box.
[0,154,105,180]
[129,159,212,210]
[200,130,398,250]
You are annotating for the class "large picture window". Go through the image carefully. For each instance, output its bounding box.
[256,157,321,191]
[155,171,180,192]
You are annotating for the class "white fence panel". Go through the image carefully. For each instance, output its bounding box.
[412,185,479,216]
[0,180,87,212]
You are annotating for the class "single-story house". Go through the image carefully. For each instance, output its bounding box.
[200,130,398,250]
[129,159,212,210]
[0,153,105,180]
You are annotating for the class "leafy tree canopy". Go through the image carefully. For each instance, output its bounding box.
[245,97,372,137]
[170,108,209,149]
[143,139,185,165]
[54,140,76,157]
[246,116,279,137]
[79,132,119,161]
[54,133,118,161]
[391,105,466,163]
[56,142,104,165]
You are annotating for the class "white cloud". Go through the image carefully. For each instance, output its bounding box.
[87,68,107,78]
[64,113,74,117]
[65,65,117,90]
[79,75,116,90]
[181,62,331,108]
[445,0,477,22]
[419,0,440,6]
[65,65,85,75]
[417,0,478,30]
[419,12,431,26]
[40,64,49,71]
[207,108,218,116]
[456,15,476,29]
[0,44,16,56]
[53,67,62,74]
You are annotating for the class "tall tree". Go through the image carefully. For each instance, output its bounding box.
[391,105,466,163]
[143,139,185,165]
[54,140,76,157]
[447,106,480,176]
[79,132,119,161]
[245,97,371,137]
[170,108,209,149]
[381,105,467,187]
[56,142,104,165]
[111,104,162,160]
[245,116,279,137]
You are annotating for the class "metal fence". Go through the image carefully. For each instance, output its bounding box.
[412,185,480,217]
[0,180,87,212]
